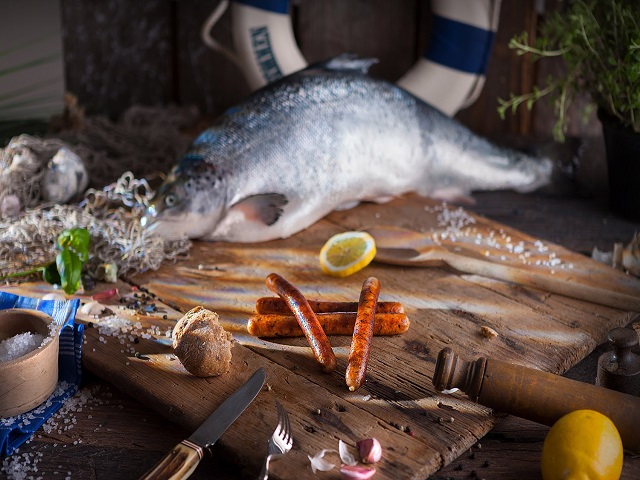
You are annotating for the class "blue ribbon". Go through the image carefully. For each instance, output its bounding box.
[424,15,496,75]
[233,0,289,14]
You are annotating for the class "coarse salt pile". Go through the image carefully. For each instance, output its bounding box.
[0,332,45,362]
[423,203,477,242]
[1,382,113,479]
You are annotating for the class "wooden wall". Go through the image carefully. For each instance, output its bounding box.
[60,0,598,140]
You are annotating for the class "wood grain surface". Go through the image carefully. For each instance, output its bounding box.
[4,195,638,479]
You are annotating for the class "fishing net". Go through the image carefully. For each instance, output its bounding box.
[0,99,199,281]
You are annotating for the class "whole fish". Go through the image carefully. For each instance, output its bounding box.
[142,55,553,242]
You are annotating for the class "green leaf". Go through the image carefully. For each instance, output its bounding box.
[50,227,90,294]
[57,227,90,262]
[56,249,83,294]
[42,262,61,285]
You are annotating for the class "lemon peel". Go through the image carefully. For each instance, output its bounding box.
[319,231,376,277]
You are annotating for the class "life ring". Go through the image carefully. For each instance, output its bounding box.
[202,0,501,116]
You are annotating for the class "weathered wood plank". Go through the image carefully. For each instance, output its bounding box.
[59,0,563,138]
[455,0,539,138]
[3,194,640,479]
[122,196,636,478]
[295,0,420,81]
[175,0,251,116]
[60,0,174,119]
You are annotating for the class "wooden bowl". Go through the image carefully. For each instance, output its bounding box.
[0,309,59,418]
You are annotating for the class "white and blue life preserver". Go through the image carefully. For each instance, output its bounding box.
[202,0,501,116]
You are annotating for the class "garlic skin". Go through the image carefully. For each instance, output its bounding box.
[42,293,66,302]
[622,232,640,277]
[308,449,337,473]
[80,300,105,316]
[340,465,376,480]
[357,438,382,464]
[339,440,358,466]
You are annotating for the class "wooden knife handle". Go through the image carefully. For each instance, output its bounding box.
[139,439,204,480]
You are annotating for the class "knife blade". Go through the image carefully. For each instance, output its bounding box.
[140,367,266,480]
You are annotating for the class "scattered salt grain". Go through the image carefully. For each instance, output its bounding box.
[0,332,45,362]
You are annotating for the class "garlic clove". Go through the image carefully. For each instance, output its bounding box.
[340,464,376,480]
[356,437,382,464]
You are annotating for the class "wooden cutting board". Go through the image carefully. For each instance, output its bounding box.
[4,195,640,479]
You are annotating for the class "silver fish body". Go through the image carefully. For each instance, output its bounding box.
[142,56,552,242]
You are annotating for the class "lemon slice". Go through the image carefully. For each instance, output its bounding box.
[319,231,377,277]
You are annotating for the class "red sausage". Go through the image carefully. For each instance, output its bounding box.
[345,277,380,391]
[247,312,410,337]
[265,273,337,373]
[255,297,405,315]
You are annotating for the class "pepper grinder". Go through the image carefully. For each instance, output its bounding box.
[596,327,640,396]
[433,347,640,453]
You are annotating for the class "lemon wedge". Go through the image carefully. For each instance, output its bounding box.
[319,231,377,277]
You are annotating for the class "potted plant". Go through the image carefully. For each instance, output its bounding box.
[498,0,640,220]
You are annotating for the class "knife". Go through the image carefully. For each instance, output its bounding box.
[140,367,266,480]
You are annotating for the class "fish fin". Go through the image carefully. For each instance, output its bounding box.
[314,53,379,74]
[368,195,395,204]
[430,188,476,205]
[230,193,288,226]
[335,200,360,211]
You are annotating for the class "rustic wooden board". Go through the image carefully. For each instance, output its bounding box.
[3,196,639,479]
[114,196,640,478]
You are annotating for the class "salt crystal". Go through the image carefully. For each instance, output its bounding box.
[0,332,45,362]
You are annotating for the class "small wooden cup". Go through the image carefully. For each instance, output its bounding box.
[0,309,59,418]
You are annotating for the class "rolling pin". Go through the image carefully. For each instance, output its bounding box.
[433,347,640,452]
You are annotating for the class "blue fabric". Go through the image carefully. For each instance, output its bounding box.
[0,293,82,456]
[424,15,496,74]
[233,0,289,14]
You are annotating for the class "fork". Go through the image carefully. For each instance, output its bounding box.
[258,400,293,480]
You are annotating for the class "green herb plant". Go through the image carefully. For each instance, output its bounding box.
[2,227,90,294]
[498,0,640,142]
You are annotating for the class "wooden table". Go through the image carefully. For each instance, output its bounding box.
[1,190,639,480]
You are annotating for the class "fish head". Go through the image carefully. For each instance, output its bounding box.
[141,160,226,240]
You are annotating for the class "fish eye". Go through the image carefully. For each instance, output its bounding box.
[165,194,178,207]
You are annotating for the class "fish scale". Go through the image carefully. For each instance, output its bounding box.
[142,54,553,243]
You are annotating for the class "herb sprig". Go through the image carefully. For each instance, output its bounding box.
[498,0,640,142]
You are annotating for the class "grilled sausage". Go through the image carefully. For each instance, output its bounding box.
[346,277,380,391]
[255,297,404,315]
[247,312,410,337]
[265,273,337,373]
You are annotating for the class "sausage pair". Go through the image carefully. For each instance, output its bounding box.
[264,273,383,391]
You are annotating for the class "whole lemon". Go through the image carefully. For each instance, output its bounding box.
[541,409,623,480]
